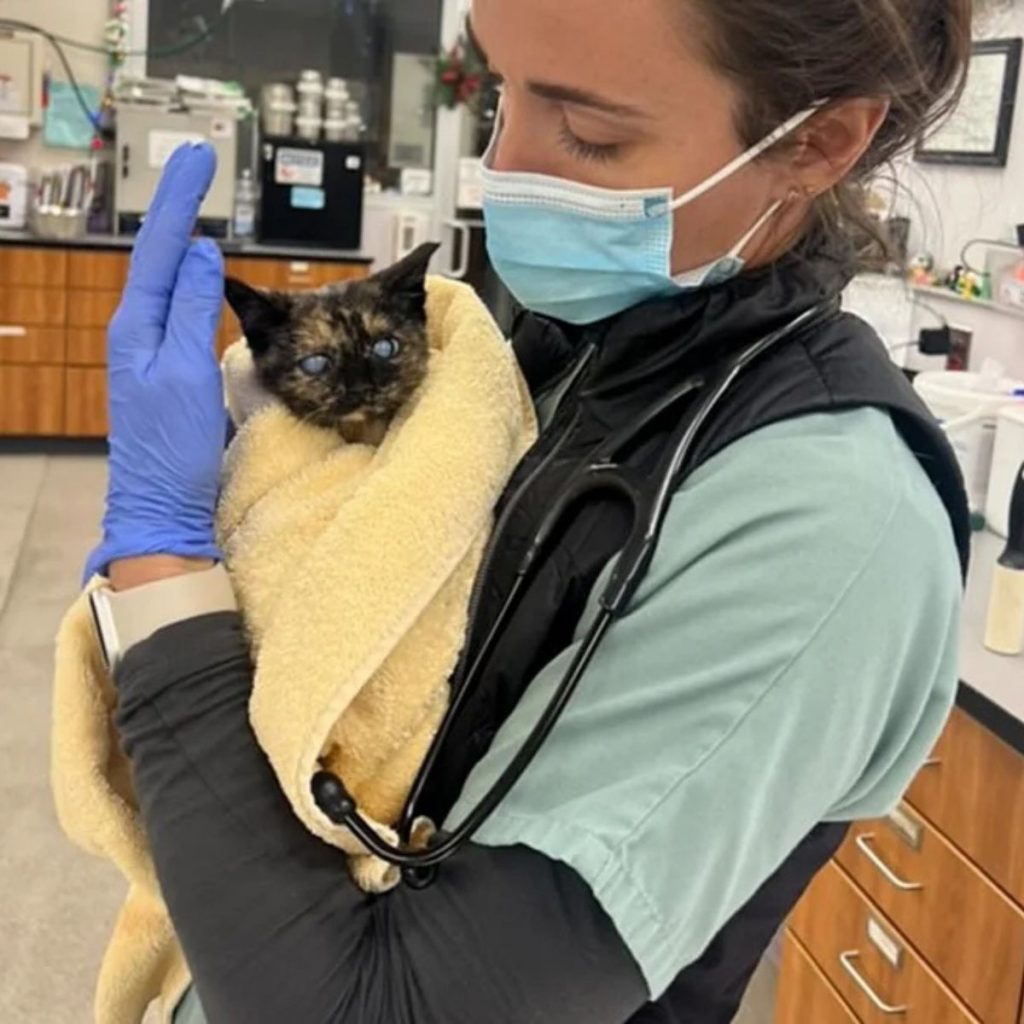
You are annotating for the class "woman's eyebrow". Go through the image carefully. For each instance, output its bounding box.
[465,16,648,119]
[525,81,649,118]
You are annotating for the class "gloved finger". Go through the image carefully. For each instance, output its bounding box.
[123,143,218,321]
[165,238,225,363]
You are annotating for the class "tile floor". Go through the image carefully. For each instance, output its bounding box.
[0,452,778,1023]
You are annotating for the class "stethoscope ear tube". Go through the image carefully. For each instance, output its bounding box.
[312,300,839,885]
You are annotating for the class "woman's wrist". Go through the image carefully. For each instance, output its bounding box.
[109,556,217,592]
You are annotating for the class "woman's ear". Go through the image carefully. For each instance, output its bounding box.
[788,98,891,196]
[225,278,289,355]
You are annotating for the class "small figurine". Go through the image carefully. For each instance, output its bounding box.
[908,253,936,287]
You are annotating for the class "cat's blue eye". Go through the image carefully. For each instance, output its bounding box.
[298,354,330,376]
[372,338,400,361]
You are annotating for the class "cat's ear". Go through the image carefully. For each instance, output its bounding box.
[373,242,441,312]
[224,278,290,355]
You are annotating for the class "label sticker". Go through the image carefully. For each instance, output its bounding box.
[291,186,326,211]
[275,148,325,187]
[345,154,363,171]
[148,131,205,169]
[210,116,235,140]
[867,917,903,970]
[886,805,923,851]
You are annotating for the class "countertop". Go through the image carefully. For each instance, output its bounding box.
[0,229,373,265]
[959,530,1024,753]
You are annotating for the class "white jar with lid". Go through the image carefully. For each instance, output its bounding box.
[296,70,325,120]
[295,115,323,142]
[324,78,350,118]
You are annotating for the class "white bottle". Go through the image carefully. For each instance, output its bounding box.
[233,169,257,241]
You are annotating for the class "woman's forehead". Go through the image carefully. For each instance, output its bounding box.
[470,0,717,114]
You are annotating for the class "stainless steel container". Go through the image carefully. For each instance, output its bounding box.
[261,83,297,138]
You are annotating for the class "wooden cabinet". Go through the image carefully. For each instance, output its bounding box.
[65,368,108,438]
[0,287,67,327]
[67,329,108,367]
[67,290,121,329]
[790,862,978,1023]
[837,809,1024,1023]
[0,326,66,365]
[0,365,65,434]
[907,707,1024,906]
[776,932,860,1024]
[0,242,369,438]
[68,250,129,290]
[0,246,67,288]
[782,710,1024,1024]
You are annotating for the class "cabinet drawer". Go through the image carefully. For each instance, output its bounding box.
[67,290,121,329]
[224,257,285,289]
[0,246,67,288]
[0,287,67,327]
[907,707,1024,904]
[65,368,108,438]
[837,806,1024,1023]
[790,862,978,1024]
[67,329,108,366]
[0,365,65,435]
[68,251,130,290]
[777,932,860,1024]
[224,257,369,291]
[279,259,368,290]
[0,326,66,364]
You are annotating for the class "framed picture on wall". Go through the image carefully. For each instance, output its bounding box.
[916,37,1022,167]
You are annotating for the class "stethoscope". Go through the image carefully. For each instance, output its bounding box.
[313,300,837,888]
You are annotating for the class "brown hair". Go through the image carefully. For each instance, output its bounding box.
[686,0,973,251]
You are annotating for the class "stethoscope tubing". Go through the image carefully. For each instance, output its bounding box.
[312,300,838,884]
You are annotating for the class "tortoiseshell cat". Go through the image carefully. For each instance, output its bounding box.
[224,242,440,444]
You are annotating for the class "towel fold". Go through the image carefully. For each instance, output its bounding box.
[51,277,537,1024]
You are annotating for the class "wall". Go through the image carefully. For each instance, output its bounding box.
[846,2,1024,381]
[0,0,109,173]
[893,2,1024,267]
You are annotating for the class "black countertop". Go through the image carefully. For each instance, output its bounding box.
[0,229,373,265]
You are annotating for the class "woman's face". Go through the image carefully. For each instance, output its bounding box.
[472,0,809,276]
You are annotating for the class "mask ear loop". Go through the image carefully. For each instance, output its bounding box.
[724,198,785,261]
[668,103,826,213]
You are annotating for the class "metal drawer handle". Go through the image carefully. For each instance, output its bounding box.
[856,834,924,891]
[921,757,943,768]
[0,325,28,338]
[839,951,908,1015]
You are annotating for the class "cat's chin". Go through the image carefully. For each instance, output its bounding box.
[337,412,388,447]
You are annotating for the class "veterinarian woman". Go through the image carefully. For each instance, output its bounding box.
[87,1,972,1021]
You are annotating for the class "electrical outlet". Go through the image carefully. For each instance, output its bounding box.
[947,326,974,371]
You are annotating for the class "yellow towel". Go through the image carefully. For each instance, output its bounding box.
[51,277,537,1024]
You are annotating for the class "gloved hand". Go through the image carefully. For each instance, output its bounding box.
[85,143,227,581]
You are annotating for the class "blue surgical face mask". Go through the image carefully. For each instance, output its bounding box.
[482,105,819,325]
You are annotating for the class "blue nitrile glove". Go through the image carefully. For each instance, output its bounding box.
[84,143,228,582]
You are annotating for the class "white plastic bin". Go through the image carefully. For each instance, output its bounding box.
[914,371,1024,516]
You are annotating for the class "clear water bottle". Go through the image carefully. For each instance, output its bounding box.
[233,168,257,241]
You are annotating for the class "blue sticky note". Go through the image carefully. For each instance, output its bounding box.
[291,186,326,210]
[44,81,101,150]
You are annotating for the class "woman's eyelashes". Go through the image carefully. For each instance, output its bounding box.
[557,117,622,164]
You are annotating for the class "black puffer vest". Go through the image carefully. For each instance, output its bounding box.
[420,238,970,1023]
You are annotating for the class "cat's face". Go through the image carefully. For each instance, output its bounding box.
[224,242,439,433]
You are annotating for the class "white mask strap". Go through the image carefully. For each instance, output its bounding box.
[727,198,784,260]
[669,105,822,212]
